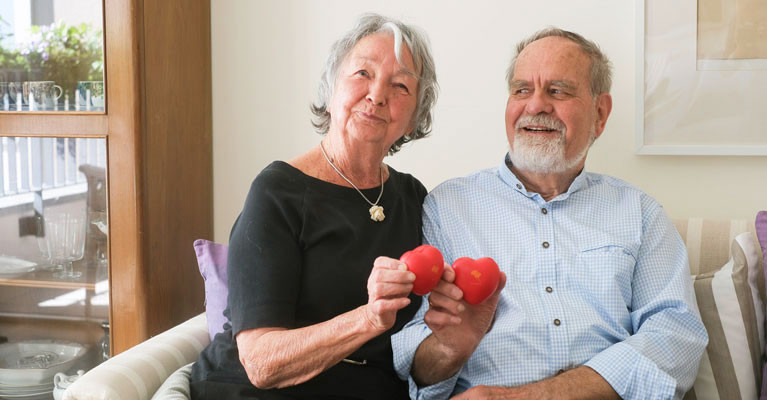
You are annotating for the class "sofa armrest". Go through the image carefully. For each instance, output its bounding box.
[64,313,210,400]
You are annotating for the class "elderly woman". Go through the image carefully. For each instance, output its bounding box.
[190,14,438,400]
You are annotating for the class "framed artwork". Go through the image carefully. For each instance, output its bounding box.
[636,0,767,155]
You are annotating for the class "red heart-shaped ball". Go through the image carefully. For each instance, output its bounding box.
[400,245,444,295]
[452,257,500,305]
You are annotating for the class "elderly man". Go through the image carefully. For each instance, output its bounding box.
[391,28,708,399]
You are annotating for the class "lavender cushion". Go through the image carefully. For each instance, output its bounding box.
[194,239,229,340]
[758,211,767,289]
[757,211,767,400]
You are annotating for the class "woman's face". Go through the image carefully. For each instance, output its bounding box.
[327,33,419,150]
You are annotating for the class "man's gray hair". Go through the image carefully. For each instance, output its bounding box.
[506,27,612,97]
[310,13,438,154]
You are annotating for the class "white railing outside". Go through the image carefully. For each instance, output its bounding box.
[0,137,106,208]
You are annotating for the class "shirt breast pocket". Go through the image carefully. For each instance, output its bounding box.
[572,245,636,312]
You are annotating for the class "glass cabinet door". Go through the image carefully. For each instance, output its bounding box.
[0,136,108,394]
[0,0,104,112]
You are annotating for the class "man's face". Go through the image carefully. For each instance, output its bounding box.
[505,36,611,174]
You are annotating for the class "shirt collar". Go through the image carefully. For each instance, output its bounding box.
[498,153,589,202]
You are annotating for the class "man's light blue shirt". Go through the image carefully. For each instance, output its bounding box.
[391,155,708,400]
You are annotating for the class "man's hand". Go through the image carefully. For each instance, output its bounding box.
[426,266,507,358]
[450,367,619,400]
[451,385,541,399]
[411,267,506,386]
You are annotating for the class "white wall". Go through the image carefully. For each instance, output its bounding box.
[211,0,767,242]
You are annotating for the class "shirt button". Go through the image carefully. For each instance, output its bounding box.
[553,319,561,326]
[516,184,522,189]
[541,208,548,214]
[545,286,553,293]
[542,241,550,248]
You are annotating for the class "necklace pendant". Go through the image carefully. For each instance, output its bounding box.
[369,205,385,222]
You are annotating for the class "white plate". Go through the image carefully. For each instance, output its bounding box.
[0,383,52,392]
[0,383,53,393]
[0,388,53,397]
[0,387,52,394]
[0,382,52,391]
[0,391,53,400]
[0,341,86,385]
[0,256,36,275]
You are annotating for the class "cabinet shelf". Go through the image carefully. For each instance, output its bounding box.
[0,311,106,323]
[0,261,104,289]
[0,279,96,290]
[0,114,108,137]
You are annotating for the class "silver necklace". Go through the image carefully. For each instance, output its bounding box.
[320,141,385,222]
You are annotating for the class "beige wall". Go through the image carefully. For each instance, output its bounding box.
[211,0,767,242]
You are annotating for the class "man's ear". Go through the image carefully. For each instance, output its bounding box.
[592,93,612,139]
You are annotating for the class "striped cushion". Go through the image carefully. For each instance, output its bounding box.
[685,232,764,399]
[151,363,193,399]
[63,314,209,400]
[673,217,766,307]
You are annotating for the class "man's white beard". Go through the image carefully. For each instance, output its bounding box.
[508,114,593,174]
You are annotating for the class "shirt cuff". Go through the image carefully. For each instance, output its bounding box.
[408,370,461,400]
[392,321,461,399]
[585,341,677,400]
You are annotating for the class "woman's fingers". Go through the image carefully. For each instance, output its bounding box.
[368,257,416,300]
[373,256,405,270]
[370,264,415,284]
[369,281,413,299]
[369,297,412,316]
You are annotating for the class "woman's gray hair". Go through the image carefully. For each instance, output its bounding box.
[310,13,438,154]
[506,27,612,97]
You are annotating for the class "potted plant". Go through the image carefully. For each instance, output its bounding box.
[20,21,104,98]
[0,16,31,82]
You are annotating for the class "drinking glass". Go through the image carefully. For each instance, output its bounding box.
[43,213,86,279]
[36,216,60,272]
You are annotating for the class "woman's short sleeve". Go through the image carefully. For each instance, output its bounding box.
[226,166,304,336]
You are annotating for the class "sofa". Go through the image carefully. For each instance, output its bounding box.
[64,216,767,400]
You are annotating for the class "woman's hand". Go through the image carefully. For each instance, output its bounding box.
[236,256,416,389]
[364,256,416,332]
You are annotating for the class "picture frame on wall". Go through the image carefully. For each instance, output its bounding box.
[636,0,767,155]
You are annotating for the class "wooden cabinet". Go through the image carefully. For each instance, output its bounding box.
[103,0,212,354]
[0,0,212,365]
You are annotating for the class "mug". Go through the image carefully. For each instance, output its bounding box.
[0,82,8,105]
[7,81,25,105]
[76,81,105,108]
[23,81,63,109]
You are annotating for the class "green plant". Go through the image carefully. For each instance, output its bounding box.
[0,48,28,71]
[0,16,30,73]
[20,21,104,97]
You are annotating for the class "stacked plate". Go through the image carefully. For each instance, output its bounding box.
[0,340,86,399]
[0,381,53,399]
[0,256,36,276]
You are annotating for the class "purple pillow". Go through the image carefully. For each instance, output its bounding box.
[756,211,767,400]
[758,211,767,285]
[194,239,229,340]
